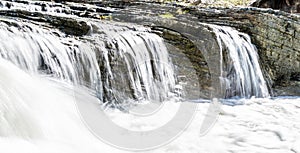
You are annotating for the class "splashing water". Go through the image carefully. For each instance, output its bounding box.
[0,58,119,153]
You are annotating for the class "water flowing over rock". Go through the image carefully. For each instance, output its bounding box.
[0,7,177,104]
[211,25,269,98]
[0,19,100,86]
[0,0,299,98]
[92,23,176,104]
[105,2,300,96]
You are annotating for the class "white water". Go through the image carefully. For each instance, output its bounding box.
[0,59,300,153]
[0,59,103,152]
[212,25,270,98]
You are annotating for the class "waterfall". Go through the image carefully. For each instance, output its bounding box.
[89,23,176,104]
[0,19,100,87]
[0,18,176,105]
[93,23,176,104]
[211,25,270,98]
[0,17,269,102]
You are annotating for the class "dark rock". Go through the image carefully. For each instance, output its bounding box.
[5,2,11,9]
[251,0,300,13]
[152,26,212,99]
[41,3,47,11]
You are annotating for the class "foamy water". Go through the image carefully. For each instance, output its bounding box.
[0,59,299,153]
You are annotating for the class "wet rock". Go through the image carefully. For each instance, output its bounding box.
[152,27,212,99]
[50,18,90,36]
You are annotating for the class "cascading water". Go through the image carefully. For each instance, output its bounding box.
[211,25,270,98]
[0,17,176,106]
[0,19,100,87]
[93,23,176,104]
